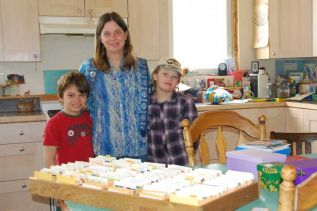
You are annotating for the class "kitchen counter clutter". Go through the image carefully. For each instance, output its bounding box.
[2,94,317,113]
[0,95,45,123]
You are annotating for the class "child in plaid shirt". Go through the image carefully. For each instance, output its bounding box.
[147,58,198,166]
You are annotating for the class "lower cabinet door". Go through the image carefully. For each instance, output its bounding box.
[0,179,50,211]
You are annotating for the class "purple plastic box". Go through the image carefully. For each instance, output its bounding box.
[226,149,287,180]
[284,158,317,185]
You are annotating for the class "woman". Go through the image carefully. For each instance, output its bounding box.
[79,12,151,160]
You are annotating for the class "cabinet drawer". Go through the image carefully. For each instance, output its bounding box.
[0,122,45,144]
[0,142,35,156]
[0,180,49,211]
[0,179,29,193]
[0,142,43,181]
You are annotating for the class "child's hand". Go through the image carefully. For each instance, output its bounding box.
[57,200,69,211]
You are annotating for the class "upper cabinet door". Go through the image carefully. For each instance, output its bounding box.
[39,0,127,18]
[38,0,85,17]
[269,0,313,58]
[255,0,313,59]
[128,0,170,60]
[0,0,40,61]
[85,0,128,18]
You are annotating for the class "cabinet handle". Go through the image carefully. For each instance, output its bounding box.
[19,131,24,135]
[19,147,25,152]
[21,184,27,188]
[33,53,38,59]
[271,52,276,56]
[87,9,94,19]
[77,8,82,13]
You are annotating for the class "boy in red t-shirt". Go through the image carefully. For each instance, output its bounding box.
[43,70,94,167]
[43,70,94,211]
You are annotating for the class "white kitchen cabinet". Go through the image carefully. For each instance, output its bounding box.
[234,107,286,138]
[255,0,313,59]
[303,109,317,132]
[0,121,49,211]
[128,0,170,60]
[285,107,305,132]
[39,0,128,18]
[0,0,40,61]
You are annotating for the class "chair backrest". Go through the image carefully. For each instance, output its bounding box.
[270,131,317,155]
[182,110,266,166]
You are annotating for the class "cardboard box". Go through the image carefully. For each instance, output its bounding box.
[257,162,284,192]
[226,149,287,180]
[284,158,317,185]
[206,75,234,88]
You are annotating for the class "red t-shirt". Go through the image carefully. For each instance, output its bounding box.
[43,111,94,165]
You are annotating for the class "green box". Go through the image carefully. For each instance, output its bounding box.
[257,162,284,192]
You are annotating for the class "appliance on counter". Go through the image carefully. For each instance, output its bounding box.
[250,68,270,98]
[47,109,61,118]
[218,63,228,76]
[41,101,63,120]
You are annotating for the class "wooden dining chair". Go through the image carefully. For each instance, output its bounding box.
[182,110,266,166]
[270,131,317,155]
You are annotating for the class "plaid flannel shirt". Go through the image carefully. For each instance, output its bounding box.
[147,91,198,165]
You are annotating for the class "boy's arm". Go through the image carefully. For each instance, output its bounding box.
[44,146,57,168]
[183,99,199,149]
[184,99,198,122]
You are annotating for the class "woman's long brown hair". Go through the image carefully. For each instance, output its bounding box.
[94,12,136,72]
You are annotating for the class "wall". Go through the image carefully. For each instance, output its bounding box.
[0,35,94,95]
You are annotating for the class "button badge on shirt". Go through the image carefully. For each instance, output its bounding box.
[68,130,75,137]
[81,131,86,137]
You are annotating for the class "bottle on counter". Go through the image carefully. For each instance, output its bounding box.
[289,78,296,97]
[242,72,251,90]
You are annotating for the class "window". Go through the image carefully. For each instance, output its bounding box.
[172,0,232,70]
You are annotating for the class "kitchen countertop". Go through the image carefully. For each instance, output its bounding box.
[0,111,46,123]
[196,101,317,112]
[0,94,58,101]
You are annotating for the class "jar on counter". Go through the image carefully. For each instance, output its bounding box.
[242,86,253,99]
[277,81,290,98]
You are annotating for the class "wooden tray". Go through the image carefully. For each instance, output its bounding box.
[28,177,259,211]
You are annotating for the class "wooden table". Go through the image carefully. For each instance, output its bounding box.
[28,178,258,211]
